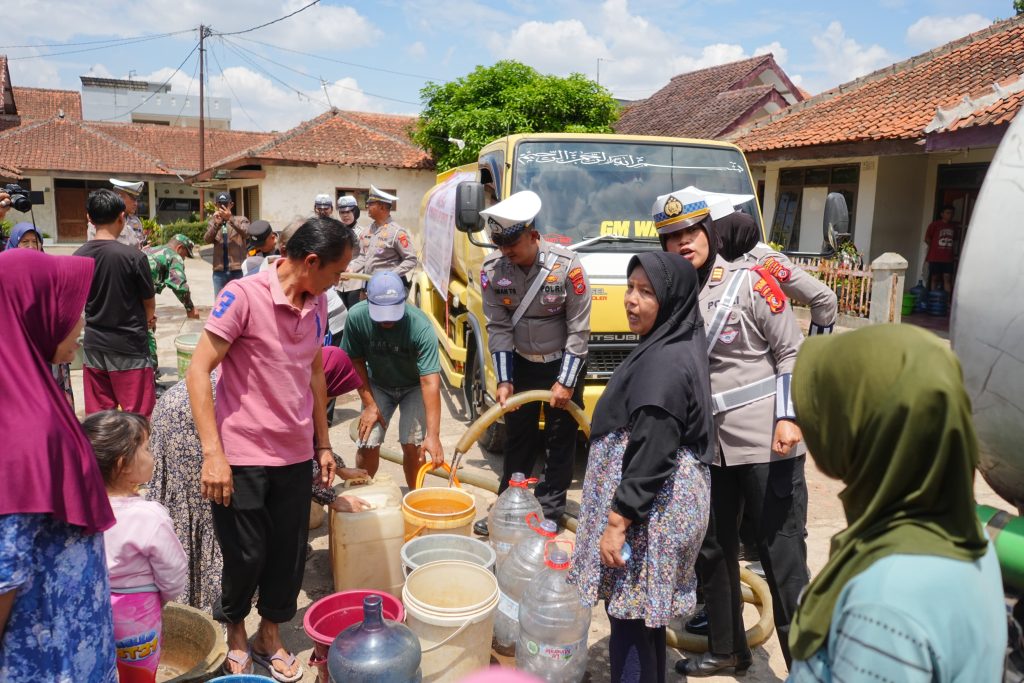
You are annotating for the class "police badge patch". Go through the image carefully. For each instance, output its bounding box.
[496,278,512,287]
[664,196,683,217]
[398,232,410,249]
[480,270,489,289]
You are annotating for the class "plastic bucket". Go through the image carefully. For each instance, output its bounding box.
[303,590,405,683]
[901,293,916,316]
[402,560,499,682]
[402,488,475,538]
[401,534,496,577]
[175,333,199,379]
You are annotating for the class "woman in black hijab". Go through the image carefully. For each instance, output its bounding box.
[568,251,714,682]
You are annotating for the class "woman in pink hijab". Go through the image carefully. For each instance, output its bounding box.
[0,248,118,682]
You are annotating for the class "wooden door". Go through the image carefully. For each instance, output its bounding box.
[55,187,90,242]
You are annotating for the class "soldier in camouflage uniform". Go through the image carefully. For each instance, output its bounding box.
[475,190,592,533]
[144,233,198,370]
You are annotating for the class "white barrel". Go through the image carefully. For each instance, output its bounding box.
[402,560,499,682]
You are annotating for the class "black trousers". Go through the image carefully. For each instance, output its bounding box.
[608,612,666,683]
[498,354,584,521]
[211,460,312,624]
[698,456,809,666]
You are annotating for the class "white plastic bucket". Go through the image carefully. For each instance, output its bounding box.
[402,560,499,682]
[401,534,496,578]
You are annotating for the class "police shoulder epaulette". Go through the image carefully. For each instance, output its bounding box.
[758,254,792,282]
[751,265,787,313]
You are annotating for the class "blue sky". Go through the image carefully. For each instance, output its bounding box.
[3,0,1014,131]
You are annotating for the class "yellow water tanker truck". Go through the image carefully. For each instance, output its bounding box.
[412,133,763,451]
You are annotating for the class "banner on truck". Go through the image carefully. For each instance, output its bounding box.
[424,171,474,296]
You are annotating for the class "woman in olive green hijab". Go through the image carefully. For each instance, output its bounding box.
[787,324,1003,682]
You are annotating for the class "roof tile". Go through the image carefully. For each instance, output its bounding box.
[738,16,1024,152]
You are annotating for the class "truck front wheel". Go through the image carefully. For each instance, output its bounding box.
[463,342,506,454]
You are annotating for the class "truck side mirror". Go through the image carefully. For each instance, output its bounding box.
[455,182,486,233]
[822,192,851,254]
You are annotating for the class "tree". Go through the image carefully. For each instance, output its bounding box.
[413,60,620,171]
[1016,0,1024,15]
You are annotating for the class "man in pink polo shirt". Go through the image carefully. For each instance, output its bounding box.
[186,217,357,680]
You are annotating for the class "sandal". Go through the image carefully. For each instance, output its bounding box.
[221,648,253,675]
[252,647,303,682]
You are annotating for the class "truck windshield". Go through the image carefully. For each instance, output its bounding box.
[512,140,760,251]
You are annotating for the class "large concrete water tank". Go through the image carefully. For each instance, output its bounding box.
[951,114,1024,512]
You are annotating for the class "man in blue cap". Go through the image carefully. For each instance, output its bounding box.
[204,191,249,295]
[341,270,444,488]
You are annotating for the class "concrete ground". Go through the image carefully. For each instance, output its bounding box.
[52,245,1009,682]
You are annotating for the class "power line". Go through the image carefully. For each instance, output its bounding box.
[170,47,201,126]
[215,0,321,37]
[7,32,194,61]
[208,40,264,131]
[219,36,333,111]
[222,36,420,106]
[94,41,201,122]
[1,29,194,50]
[245,37,439,81]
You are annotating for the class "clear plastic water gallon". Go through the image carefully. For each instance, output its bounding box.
[515,545,591,682]
[487,472,543,569]
[493,513,557,655]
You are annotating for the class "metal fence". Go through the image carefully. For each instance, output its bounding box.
[790,256,873,319]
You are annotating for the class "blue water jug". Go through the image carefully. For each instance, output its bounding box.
[910,280,928,313]
[327,595,422,683]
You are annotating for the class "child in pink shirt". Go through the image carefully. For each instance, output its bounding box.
[84,411,187,683]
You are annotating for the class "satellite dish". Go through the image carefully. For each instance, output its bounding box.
[822,192,851,255]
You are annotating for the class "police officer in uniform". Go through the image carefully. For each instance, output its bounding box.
[652,188,808,676]
[313,193,334,219]
[87,178,146,248]
[473,190,592,534]
[347,185,417,287]
[714,200,837,335]
[337,195,366,309]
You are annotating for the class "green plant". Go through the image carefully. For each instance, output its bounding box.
[158,219,208,246]
[413,60,620,171]
[768,241,786,252]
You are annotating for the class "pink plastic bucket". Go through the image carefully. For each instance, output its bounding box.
[303,590,405,682]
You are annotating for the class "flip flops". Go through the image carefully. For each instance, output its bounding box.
[221,648,253,675]
[251,647,303,682]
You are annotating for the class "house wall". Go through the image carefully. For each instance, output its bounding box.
[911,147,998,284]
[870,155,929,278]
[20,174,55,238]
[760,155,878,255]
[253,164,437,233]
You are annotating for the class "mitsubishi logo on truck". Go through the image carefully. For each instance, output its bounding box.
[590,333,640,343]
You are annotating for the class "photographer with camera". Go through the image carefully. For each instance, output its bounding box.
[0,184,34,250]
[204,192,249,296]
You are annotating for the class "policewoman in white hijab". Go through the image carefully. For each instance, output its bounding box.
[654,188,809,677]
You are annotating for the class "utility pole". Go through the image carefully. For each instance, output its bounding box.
[198,25,207,219]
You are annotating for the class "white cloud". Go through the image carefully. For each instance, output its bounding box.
[125,63,384,132]
[6,51,63,89]
[754,41,788,66]
[407,42,427,59]
[905,14,991,51]
[491,0,792,100]
[807,21,891,90]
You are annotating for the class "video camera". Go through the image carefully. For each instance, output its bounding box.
[2,184,32,212]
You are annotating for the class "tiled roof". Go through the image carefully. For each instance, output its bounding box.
[93,123,274,175]
[0,118,167,174]
[0,118,275,176]
[213,109,432,172]
[11,86,82,120]
[925,74,1024,133]
[739,16,1024,152]
[0,159,22,179]
[614,54,800,139]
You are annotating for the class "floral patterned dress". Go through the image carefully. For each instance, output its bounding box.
[149,379,222,612]
[568,428,711,627]
[0,513,118,682]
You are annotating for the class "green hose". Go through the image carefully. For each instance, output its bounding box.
[347,390,776,652]
[977,505,1024,591]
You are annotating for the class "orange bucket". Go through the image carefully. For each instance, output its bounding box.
[401,463,476,540]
